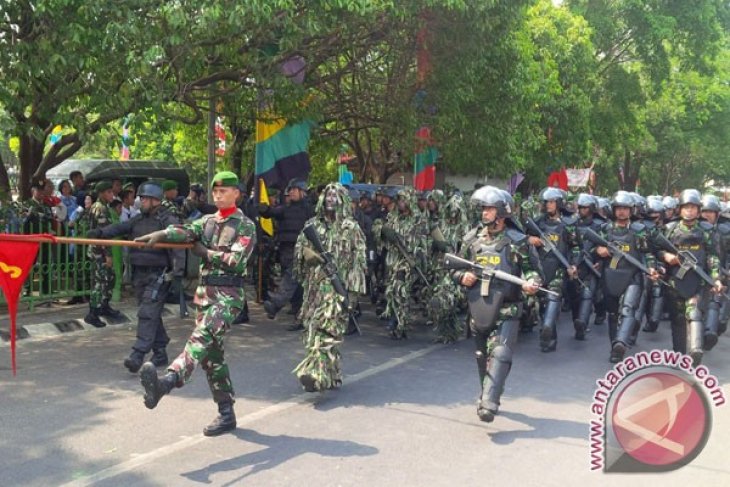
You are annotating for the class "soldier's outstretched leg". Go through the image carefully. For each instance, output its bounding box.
[140,363,178,409]
[687,305,704,366]
[668,296,687,354]
[611,283,641,363]
[593,287,606,326]
[704,295,721,351]
[478,319,518,422]
[540,295,561,353]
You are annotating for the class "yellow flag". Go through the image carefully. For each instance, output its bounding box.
[259,178,274,236]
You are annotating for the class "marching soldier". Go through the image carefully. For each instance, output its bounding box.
[452,186,540,422]
[86,182,186,373]
[292,183,367,391]
[526,187,579,352]
[698,194,729,350]
[135,171,256,436]
[658,189,723,366]
[594,191,659,363]
[380,187,429,339]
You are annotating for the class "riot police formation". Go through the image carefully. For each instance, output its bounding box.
[525,187,580,353]
[450,186,541,422]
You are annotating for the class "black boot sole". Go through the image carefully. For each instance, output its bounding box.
[140,363,162,409]
[203,420,237,437]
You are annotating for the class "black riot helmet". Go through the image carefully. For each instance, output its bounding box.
[137,182,163,201]
[646,196,664,214]
[701,194,721,213]
[611,190,635,209]
[678,189,702,208]
[470,185,512,219]
[662,196,678,210]
[575,193,597,212]
[540,187,565,210]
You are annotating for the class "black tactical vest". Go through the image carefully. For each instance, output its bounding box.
[535,215,570,282]
[601,222,644,297]
[665,221,709,298]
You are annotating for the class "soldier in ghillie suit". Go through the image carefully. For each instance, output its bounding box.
[292,183,367,392]
[380,187,430,339]
[135,171,256,437]
[426,190,467,343]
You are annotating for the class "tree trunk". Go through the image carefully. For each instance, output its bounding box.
[18,134,45,200]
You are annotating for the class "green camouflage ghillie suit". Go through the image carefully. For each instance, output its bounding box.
[163,208,256,401]
[88,199,115,309]
[381,187,429,339]
[292,183,367,392]
[427,191,466,343]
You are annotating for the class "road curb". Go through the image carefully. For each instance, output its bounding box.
[0,305,182,345]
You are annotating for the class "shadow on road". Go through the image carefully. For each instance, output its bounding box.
[487,411,586,445]
[180,428,378,485]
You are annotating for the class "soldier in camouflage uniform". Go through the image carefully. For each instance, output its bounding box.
[658,189,723,366]
[85,180,122,327]
[380,187,430,339]
[453,186,540,422]
[292,183,367,392]
[526,188,580,352]
[427,190,466,343]
[136,171,256,437]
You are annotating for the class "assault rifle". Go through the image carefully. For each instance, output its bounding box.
[525,217,585,286]
[653,232,727,298]
[443,253,558,297]
[303,224,361,335]
[381,226,432,287]
[582,227,661,282]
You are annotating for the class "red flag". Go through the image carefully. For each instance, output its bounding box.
[0,234,51,374]
[547,169,568,190]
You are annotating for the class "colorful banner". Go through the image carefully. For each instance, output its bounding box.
[566,168,592,187]
[258,178,274,237]
[254,115,312,190]
[414,126,437,191]
[0,236,45,375]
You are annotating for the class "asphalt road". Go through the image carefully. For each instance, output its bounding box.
[1,299,728,486]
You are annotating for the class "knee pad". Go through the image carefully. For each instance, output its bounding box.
[492,344,513,364]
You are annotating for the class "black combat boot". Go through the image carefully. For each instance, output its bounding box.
[263,300,279,319]
[140,363,177,409]
[124,349,146,373]
[99,300,123,319]
[203,400,237,436]
[84,307,106,328]
[151,348,169,367]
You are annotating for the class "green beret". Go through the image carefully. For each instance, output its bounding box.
[161,180,178,191]
[96,180,112,192]
[210,171,239,189]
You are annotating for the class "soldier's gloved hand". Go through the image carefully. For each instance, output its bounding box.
[303,247,324,266]
[381,226,397,243]
[86,228,103,239]
[134,230,168,248]
[191,241,210,261]
[432,239,450,253]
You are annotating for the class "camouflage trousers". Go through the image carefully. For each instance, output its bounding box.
[168,301,238,402]
[427,271,463,343]
[293,293,346,391]
[90,256,115,309]
[382,263,415,333]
